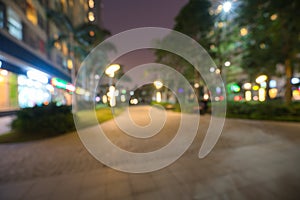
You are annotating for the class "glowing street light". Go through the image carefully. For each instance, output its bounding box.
[153,80,163,102]
[255,75,268,102]
[258,88,266,102]
[256,75,268,84]
[223,1,232,13]
[224,61,231,67]
[291,77,300,85]
[245,91,252,101]
[105,64,120,107]
[107,86,116,107]
[88,0,94,8]
[156,92,162,103]
[88,11,95,22]
[240,27,248,36]
[243,83,252,101]
[105,64,120,78]
[153,80,163,90]
[243,83,252,90]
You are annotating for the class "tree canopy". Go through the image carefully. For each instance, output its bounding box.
[236,0,300,103]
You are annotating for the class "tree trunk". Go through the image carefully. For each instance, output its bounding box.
[194,68,200,102]
[265,75,271,101]
[284,59,292,105]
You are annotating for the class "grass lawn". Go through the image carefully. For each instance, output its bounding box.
[0,106,124,143]
[0,131,53,143]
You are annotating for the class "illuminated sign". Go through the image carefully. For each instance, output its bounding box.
[27,70,48,84]
[51,78,75,92]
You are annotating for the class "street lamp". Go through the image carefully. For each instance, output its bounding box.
[223,1,232,13]
[213,1,233,98]
[255,75,268,84]
[153,80,163,90]
[256,75,268,102]
[154,80,163,103]
[105,64,120,78]
[224,61,231,67]
[243,83,252,101]
[105,64,120,107]
[194,83,200,89]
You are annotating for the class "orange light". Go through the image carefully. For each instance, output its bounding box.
[270,14,278,21]
[269,88,278,99]
[234,96,242,101]
[67,59,73,69]
[89,30,95,37]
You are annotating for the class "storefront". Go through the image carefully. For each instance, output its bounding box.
[50,77,74,106]
[17,74,51,108]
[0,66,73,110]
[0,68,18,111]
[0,30,72,111]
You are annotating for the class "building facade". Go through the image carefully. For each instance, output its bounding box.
[0,0,98,111]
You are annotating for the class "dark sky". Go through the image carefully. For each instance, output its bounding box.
[101,0,189,71]
[102,0,188,34]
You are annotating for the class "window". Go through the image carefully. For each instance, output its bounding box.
[60,0,67,13]
[26,0,37,25]
[7,7,23,40]
[56,54,63,66]
[0,3,5,28]
[37,13,45,29]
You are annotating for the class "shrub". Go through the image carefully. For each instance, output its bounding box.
[227,101,300,122]
[11,103,75,136]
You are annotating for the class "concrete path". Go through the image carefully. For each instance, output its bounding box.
[0,106,299,200]
[0,116,14,135]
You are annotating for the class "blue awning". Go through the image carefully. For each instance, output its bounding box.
[0,32,71,82]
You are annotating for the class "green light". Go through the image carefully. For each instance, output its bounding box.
[227,83,241,93]
[51,78,68,89]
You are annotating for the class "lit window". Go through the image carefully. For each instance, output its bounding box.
[62,42,68,56]
[26,0,37,25]
[54,41,61,50]
[69,0,74,7]
[88,12,95,22]
[60,0,67,13]
[89,0,95,8]
[7,7,23,40]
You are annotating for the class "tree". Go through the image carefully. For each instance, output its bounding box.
[156,0,214,100]
[174,0,213,48]
[236,0,300,104]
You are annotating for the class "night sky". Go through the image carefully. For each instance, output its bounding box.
[101,0,189,71]
[102,0,188,34]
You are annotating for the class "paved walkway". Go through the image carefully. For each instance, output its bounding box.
[0,115,14,135]
[0,106,299,200]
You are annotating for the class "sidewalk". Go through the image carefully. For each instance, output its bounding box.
[0,115,14,135]
[0,109,299,199]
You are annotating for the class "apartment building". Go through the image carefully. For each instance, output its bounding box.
[0,0,99,110]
